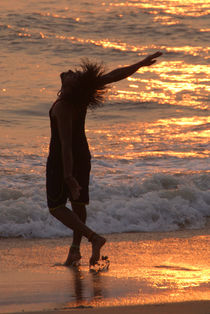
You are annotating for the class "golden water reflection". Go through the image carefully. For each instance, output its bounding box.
[105,0,210,17]
[1,233,209,308]
[6,16,207,60]
[90,116,210,160]
[4,24,209,63]
[96,234,210,305]
[113,61,210,109]
[152,15,180,25]
[54,33,209,59]
[62,233,210,306]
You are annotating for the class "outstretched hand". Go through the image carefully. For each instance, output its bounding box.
[141,51,163,67]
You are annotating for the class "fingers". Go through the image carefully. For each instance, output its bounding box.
[143,51,162,64]
[67,176,82,200]
[72,187,81,200]
[72,177,81,190]
[150,51,162,58]
[73,184,81,200]
[77,183,82,191]
[149,60,156,65]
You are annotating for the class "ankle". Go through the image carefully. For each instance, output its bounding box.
[70,244,80,251]
[88,232,98,242]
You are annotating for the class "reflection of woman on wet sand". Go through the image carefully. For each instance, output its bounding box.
[70,267,103,304]
[46,52,162,266]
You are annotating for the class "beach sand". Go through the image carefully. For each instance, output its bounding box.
[0,220,210,314]
[9,301,210,314]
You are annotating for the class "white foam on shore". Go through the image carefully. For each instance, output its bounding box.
[0,165,209,238]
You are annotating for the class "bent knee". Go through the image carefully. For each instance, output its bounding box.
[71,202,86,211]
[48,204,65,215]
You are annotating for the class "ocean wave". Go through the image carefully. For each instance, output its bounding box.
[0,172,209,238]
[1,0,210,239]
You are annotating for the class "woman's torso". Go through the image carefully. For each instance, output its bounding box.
[48,100,91,166]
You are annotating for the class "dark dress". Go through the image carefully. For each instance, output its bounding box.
[46,101,91,210]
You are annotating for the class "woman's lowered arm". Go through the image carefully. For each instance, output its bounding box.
[54,103,81,200]
[100,51,162,85]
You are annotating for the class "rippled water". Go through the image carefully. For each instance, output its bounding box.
[0,0,209,237]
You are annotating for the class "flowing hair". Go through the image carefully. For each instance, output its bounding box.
[58,59,107,109]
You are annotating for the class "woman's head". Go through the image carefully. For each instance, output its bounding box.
[58,60,107,108]
[60,70,77,90]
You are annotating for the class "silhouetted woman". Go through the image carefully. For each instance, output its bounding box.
[46,52,162,266]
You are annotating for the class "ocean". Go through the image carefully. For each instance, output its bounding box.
[0,0,209,238]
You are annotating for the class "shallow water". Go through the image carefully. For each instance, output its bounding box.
[0,232,210,312]
[0,0,209,237]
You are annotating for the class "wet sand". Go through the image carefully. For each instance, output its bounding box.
[9,301,210,314]
[0,221,210,314]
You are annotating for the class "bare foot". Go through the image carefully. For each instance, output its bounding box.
[64,247,81,266]
[89,235,106,266]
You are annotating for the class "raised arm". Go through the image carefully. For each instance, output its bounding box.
[100,51,162,85]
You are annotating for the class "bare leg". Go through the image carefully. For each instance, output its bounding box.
[65,203,87,265]
[89,234,106,266]
[50,205,92,238]
[71,203,87,247]
[50,205,106,265]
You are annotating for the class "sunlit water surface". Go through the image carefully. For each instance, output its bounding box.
[0,233,209,312]
[0,0,209,237]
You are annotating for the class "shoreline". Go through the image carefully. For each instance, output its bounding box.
[9,301,210,314]
[0,225,209,314]
[1,215,210,242]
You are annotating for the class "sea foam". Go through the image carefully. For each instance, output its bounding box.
[0,170,209,238]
